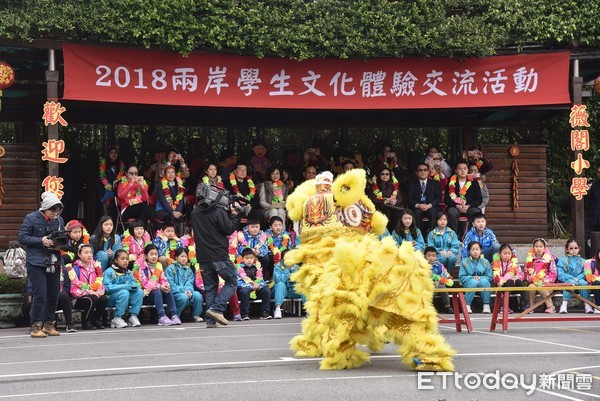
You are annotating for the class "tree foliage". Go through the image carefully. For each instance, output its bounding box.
[0,0,599,59]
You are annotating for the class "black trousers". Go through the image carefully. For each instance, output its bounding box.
[74,294,108,323]
[57,290,73,325]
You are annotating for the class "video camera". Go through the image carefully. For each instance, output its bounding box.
[46,229,71,248]
[196,184,251,215]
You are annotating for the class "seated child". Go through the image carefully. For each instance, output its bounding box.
[266,216,293,268]
[427,212,459,271]
[90,216,122,271]
[165,248,204,322]
[459,241,493,314]
[103,249,144,328]
[68,244,108,330]
[391,209,425,252]
[492,244,527,313]
[237,248,272,320]
[57,265,76,332]
[61,220,90,266]
[584,248,600,314]
[424,246,454,314]
[461,213,500,263]
[524,238,557,314]
[272,249,303,319]
[557,239,593,314]
[153,223,184,266]
[236,218,270,279]
[137,244,181,326]
[122,220,152,266]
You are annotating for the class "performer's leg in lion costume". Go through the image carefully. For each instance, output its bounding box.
[285,169,455,371]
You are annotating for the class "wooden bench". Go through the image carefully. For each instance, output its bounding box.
[489,284,600,333]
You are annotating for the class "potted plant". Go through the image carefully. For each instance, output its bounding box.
[0,273,27,328]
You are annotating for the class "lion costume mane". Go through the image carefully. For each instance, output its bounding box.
[284,169,455,371]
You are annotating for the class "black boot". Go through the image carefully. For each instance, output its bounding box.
[82,319,96,330]
[94,319,105,330]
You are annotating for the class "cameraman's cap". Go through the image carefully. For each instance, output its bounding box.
[314,171,334,186]
[39,191,63,212]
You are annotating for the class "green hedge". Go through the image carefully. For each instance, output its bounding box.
[0,0,599,59]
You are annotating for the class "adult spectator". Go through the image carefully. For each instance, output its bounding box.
[259,166,288,222]
[117,165,159,231]
[445,161,482,235]
[462,147,493,175]
[469,164,489,213]
[370,168,403,231]
[302,164,318,182]
[341,159,356,173]
[155,165,186,228]
[18,191,65,338]
[224,162,257,207]
[407,163,441,233]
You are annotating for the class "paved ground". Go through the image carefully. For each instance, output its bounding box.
[0,314,599,401]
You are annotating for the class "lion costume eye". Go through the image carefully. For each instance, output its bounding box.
[342,205,362,227]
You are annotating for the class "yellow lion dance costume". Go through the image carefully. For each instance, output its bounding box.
[285,169,455,371]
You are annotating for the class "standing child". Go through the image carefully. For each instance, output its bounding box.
[153,223,184,266]
[459,241,493,314]
[427,212,459,272]
[90,216,122,271]
[122,220,151,266]
[557,239,593,314]
[237,248,272,320]
[68,244,108,330]
[492,244,527,313]
[272,249,304,319]
[392,209,425,252]
[424,246,454,314]
[461,213,500,263]
[584,248,600,314]
[103,250,144,328]
[165,248,204,322]
[236,218,270,279]
[523,238,557,313]
[138,244,181,326]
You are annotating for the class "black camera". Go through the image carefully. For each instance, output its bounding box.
[196,184,251,215]
[46,229,71,248]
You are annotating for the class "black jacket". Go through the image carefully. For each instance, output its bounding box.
[407,179,442,208]
[444,177,483,208]
[191,203,239,263]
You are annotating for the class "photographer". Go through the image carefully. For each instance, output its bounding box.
[18,191,65,338]
[191,184,241,328]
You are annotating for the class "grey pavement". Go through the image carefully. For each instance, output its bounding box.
[0,315,599,401]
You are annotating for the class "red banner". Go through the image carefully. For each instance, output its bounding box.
[63,44,570,109]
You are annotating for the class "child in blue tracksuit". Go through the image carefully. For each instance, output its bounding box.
[461,213,500,263]
[165,248,203,322]
[557,239,593,314]
[459,241,493,314]
[272,250,304,319]
[391,209,425,252]
[427,211,460,271]
[91,216,122,271]
[103,249,143,328]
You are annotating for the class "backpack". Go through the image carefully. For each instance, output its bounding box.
[3,242,27,278]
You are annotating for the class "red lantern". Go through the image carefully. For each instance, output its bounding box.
[0,62,15,112]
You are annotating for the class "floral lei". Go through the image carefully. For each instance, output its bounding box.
[229,173,256,200]
[492,253,519,283]
[202,175,224,188]
[371,175,399,200]
[525,248,553,285]
[161,173,185,208]
[120,177,146,206]
[99,158,125,190]
[448,174,473,205]
[272,180,284,203]
[239,230,267,248]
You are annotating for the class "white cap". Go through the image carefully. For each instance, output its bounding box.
[314,171,334,186]
[39,191,63,211]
